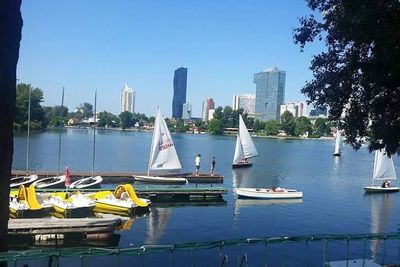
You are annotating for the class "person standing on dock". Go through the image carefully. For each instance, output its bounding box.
[210,156,216,176]
[195,154,201,176]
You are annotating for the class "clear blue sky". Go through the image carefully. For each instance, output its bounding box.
[18,0,323,117]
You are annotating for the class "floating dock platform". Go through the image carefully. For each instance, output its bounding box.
[11,170,224,184]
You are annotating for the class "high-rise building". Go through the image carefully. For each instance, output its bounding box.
[232,93,256,117]
[254,67,286,121]
[280,102,307,118]
[202,98,215,121]
[182,102,192,120]
[120,82,135,113]
[172,67,187,118]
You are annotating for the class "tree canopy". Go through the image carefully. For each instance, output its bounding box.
[294,0,400,155]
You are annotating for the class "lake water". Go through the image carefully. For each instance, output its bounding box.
[12,129,400,266]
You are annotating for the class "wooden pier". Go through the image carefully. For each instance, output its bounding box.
[136,186,227,201]
[11,170,224,183]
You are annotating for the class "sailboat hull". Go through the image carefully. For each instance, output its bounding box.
[69,176,103,189]
[363,186,400,193]
[332,152,341,156]
[235,188,303,199]
[134,175,188,184]
[232,162,253,168]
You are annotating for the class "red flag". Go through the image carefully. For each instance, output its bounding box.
[65,166,71,187]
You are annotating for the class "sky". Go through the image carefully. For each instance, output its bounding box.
[18,0,323,118]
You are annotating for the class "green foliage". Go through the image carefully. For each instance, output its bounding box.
[97,111,120,128]
[207,118,223,135]
[119,111,133,130]
[294,0,400,155]
[294,116,312,136]
[265,120,280,135]
[314,118,327,137]
[213,107,223,120]
[252,119,265,132]
[76,102,93,119]
[280,111,296,136]
[15,83,45,129]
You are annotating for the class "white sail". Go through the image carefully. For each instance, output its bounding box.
[148,108,182,172]
[334,131,341,154]
[233,135,244,164]
[232,115,258,164]
[373,149,397,181]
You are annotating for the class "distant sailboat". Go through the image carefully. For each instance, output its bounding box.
[232,114,258,168]
[11,85,38,188]
[134,107,188,183]
[364,149,399,193]
[332,130,342,156]
[70,91,103,189]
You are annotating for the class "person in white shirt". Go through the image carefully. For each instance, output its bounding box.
[195,154,201,176]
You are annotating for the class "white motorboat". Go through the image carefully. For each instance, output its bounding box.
[133,107,187,184]
[364,149,399,193]
[235,187,303,199]
[232,114,258,168]
[69,176,103,189]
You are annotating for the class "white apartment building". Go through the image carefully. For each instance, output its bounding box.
[280,102,307,118]
[232,93,256,117]
[120,82,135,113]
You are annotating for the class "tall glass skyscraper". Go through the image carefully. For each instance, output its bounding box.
[254,67,286,121]
[172,67,187,118]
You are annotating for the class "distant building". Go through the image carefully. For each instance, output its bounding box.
[172,67,188,118]
[182,102,192,120]
[208,109,215,121]
[280,102,307,118]
[254,67,286,121]
[120,82,135,113]
[202,98,215,121]
[232,93,256,117]
[309,107,328,117]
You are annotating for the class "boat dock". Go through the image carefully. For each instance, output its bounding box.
[11,170,224,183]
[136,186,227,201]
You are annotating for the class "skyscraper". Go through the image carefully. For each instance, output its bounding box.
[254,67,286,121]
[202,98,215,121]
[232,93,256,117]
[172,67,187,118]
[120,82,135,113]
[182,102,192,120]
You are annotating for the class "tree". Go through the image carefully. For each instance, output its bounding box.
[0,0,22,252]
[213,106,223,120]
[252,119,265,133]
[265,119,280,135]
[119,111,133,130]
[207,118,223,135]
[280,111,296,136]
[14,83,45,129]
[97,111,119,128]
[294,0,400,155]
[295,116,312,136]
[76,102,93,119]
[314,118,327,137]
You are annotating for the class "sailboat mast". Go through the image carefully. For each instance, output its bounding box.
[56,87,64,177]
[147,107,158,176]
[25,85,31,175]
[92,90,97,177]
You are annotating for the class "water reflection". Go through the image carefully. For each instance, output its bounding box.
[369,194,392,260]
[146,207,172,244]
[233,198,303,217]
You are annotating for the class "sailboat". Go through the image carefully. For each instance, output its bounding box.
[134,107,188,183]
[332,130,342,156]
[33,88,66,189]
[364,149,399,193]
[11,85,38,188]
[232,114,258,168]
[70,91,103,189]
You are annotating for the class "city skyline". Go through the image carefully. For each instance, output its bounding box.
[172,67,188,119]
[17,1,324,117]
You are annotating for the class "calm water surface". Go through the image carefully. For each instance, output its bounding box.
[12,129,400,266]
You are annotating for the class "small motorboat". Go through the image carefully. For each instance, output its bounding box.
[9,184,53,218]
[235,187,303,199]
[69,176,103,189]
[90,184,150,216]
[32,175,66,189]
[10,174,39,188]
